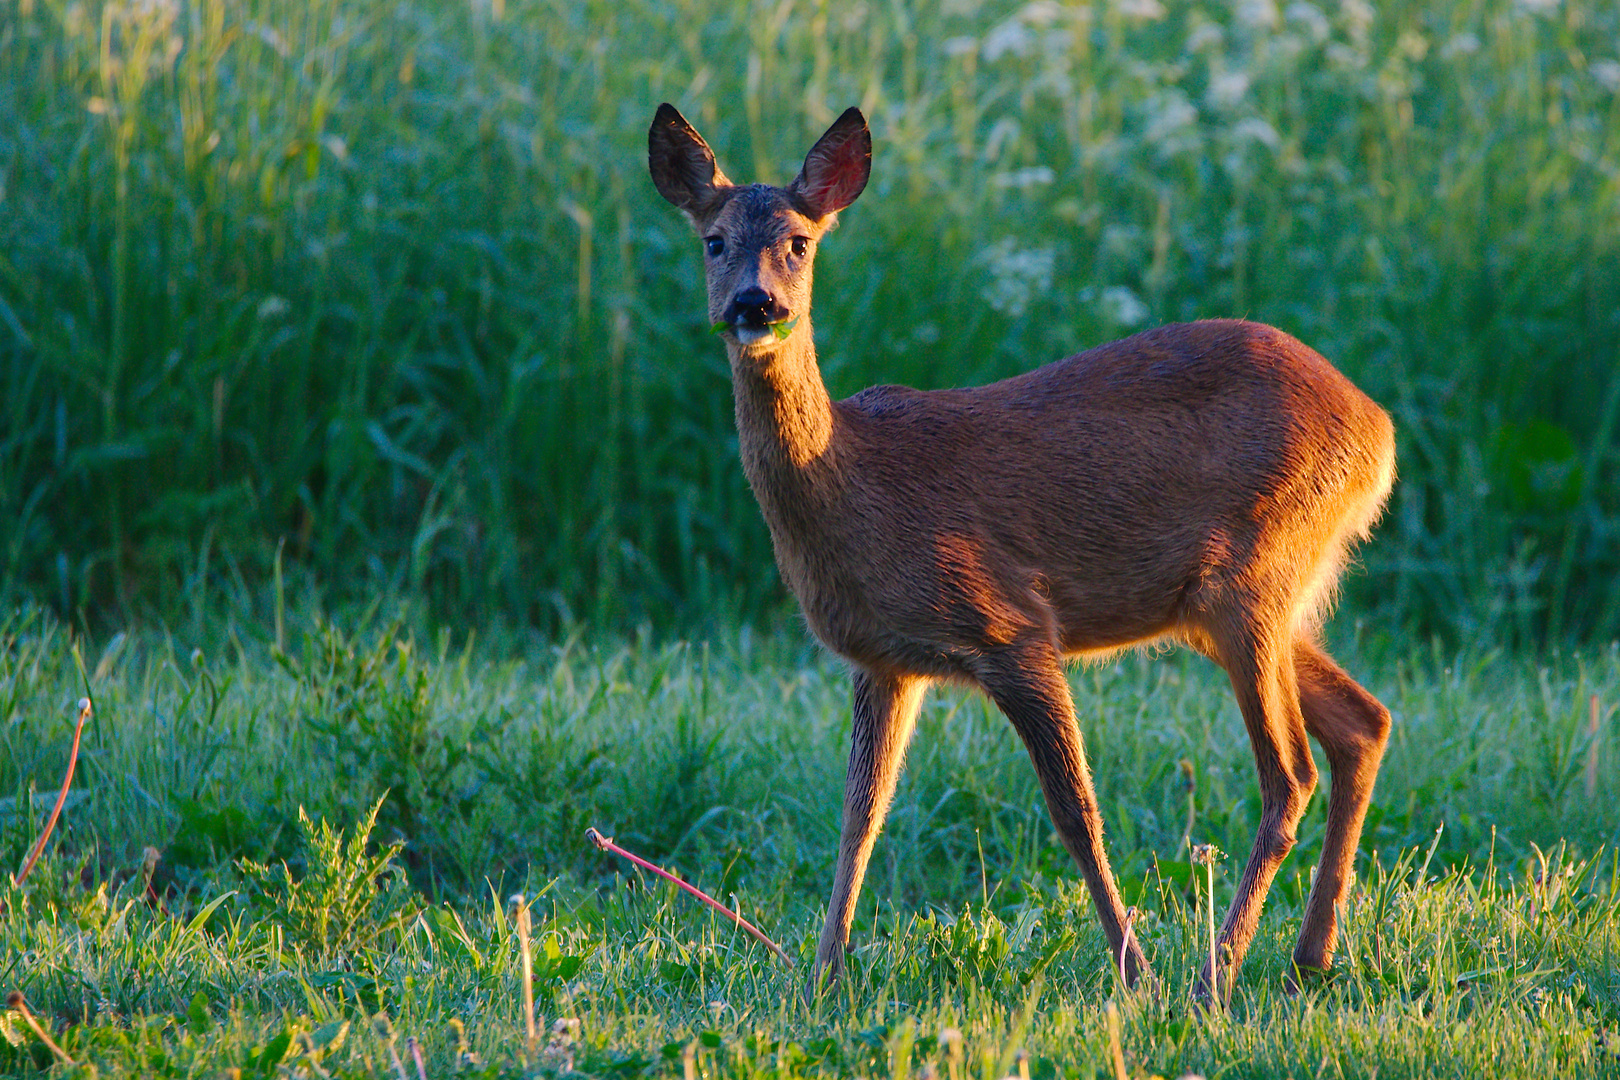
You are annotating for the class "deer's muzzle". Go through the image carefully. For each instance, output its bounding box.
[724,285,790,332]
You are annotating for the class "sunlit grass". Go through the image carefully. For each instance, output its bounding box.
[1,609,1617,1076]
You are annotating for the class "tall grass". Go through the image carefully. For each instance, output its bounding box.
[2,0,1618,642]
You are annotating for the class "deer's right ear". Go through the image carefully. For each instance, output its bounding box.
[649,103,730,222]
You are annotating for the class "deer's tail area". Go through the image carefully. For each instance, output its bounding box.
[1291,408,1397,642]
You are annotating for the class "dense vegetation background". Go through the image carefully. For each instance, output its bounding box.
[3,0,1617,645]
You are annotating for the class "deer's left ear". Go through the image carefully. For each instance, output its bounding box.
[790,108,871,220]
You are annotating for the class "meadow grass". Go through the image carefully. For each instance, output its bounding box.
[2,607,1618,1076]
[2,0,1619,644]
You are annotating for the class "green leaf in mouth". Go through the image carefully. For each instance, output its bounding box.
[711,317,798,339]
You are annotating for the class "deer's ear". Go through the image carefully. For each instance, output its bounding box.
[790,108,871,220]
[649,103,731,221]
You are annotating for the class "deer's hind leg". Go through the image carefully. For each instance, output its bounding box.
[1199,615,1319,1002]
[1290,637,1390,979]
[970,639,1151,988]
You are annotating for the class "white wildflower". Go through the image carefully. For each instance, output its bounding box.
[1206,70,1251,111]
[1230,116,1280,148]
[1143,91,1197,140]
[1114,0,1166,22]
[992,166,1056,189]
[1285,1,1330,43]
[1591,60,1620,93]
[1097,286,1149,328]
[1512,0,1559,15]
[257,296,290,319]
[979,239,1055,318]
[1184,22,1224,53]
[1339,0,1374,38]
[1019,0,1065,25]
[1234,0,1279,30]
[1396,29,1428,61]
[1440,33,1481,59]
[1142,89,1199,153]
[943,35,979,58]
[1267,31,1307,65]
[983,17,1034,60]
[1326,43,1367,71]
[1101,224,1144,259]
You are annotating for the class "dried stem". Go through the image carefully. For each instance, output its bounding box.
[1586,693,1602,799]
[14,697,92,887]
[1104,1001,1127,1080]
[1118,907,1138,988]
[510,894,537,1053]
[585,827,794,967]
[6,991,75,1066]
[1192,843,1224,1007]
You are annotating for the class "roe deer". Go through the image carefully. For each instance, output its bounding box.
[649,102,1395,1002]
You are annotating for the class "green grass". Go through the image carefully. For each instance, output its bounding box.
[2,608,1618,1076]
[2,0,1619,643]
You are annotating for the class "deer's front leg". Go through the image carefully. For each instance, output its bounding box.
[810,668,926,996]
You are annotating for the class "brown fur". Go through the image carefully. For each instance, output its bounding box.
[650,103,1396,1001]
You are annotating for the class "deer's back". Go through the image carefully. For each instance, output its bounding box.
[803,319,1393,669]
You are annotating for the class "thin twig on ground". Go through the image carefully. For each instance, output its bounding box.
[6,992,75,1066]
[585,827,794,967]
[14,697,92,888]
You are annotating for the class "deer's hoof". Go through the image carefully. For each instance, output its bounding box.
[1283,958,1332,996]
[802,952,844,1005]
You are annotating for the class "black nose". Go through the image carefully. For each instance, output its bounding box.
[724,286,788,328]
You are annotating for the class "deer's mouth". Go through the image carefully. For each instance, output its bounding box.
[714,315,800,346]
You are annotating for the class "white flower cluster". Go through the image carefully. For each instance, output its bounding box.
[978,239,1056,318]
[1096,285,1149,328]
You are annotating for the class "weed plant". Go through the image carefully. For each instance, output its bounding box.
[2,0,1618,643]
[2,607,1618,1075]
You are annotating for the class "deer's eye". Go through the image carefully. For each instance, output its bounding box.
[705,236,724,258]
[790,236,809,258]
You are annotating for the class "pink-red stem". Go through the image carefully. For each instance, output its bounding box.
[15,698,91,888]
[585,827,794,968]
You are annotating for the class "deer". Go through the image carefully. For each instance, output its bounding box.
[648,102,1396,1003]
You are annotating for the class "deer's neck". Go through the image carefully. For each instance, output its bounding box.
[727,322,845,522]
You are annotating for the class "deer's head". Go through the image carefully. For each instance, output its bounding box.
[649,103,870,350]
